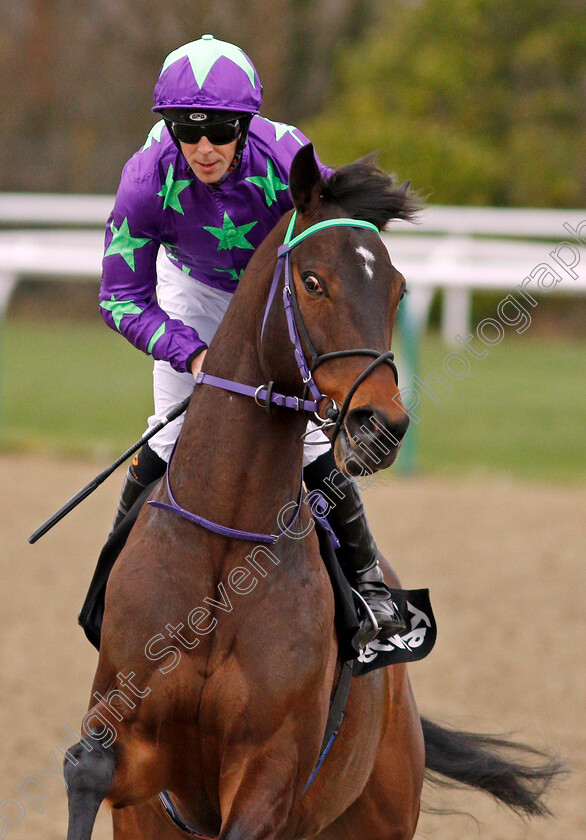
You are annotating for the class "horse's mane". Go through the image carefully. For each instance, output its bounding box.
[321,155,420,229]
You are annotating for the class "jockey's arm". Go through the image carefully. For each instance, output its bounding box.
[99,163,207,374]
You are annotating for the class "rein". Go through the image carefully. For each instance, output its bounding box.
[150,211,399,543]
[201,211,399,438]
[149,445,305,544]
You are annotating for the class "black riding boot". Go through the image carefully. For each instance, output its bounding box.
[304,450,406,645]
[110,442,167,535]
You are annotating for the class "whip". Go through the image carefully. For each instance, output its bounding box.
[28,395,190,544]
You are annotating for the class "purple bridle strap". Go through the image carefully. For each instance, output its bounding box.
[195,372,319,413]
[260,212,381,405]
[260,213,323,402]
[149,447,306,544]
[259,212,297,342]
[282,255,323,403]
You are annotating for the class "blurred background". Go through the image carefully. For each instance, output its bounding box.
[0,3,584,840]
[1,0,584,478]
[1,0,584,201]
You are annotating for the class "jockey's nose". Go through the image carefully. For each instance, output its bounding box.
[196,135,214,153]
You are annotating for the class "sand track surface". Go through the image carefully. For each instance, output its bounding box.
[1,454,583,839]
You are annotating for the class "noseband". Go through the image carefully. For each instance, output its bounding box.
[197,211,399,444]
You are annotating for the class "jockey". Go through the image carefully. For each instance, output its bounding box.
[100,34,405,641]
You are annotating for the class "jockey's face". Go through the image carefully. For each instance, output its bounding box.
[180,136,238,184]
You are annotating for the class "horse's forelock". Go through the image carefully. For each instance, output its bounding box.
[321,156,420,229]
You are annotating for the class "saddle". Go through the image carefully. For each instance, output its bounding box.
[79,481,156,651]
[78,484,436,675]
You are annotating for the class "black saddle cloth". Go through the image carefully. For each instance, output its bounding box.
[78,488,435,675]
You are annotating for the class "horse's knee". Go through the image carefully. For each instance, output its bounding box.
[64,738,116,796]
[64,735,116,840]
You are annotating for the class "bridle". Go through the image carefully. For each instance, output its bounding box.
[197,211,399,444]
[150,210,400,543]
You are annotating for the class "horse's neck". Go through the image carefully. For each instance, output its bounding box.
[170,257,309,538]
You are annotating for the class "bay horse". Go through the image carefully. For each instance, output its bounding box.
[65,145,559,840]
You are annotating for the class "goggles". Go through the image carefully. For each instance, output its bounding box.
[171,118,242,146]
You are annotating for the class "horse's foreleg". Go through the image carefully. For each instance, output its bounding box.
[111,799,180,840]
[216,742,306,840]
[313,669,424,840]
[64,733,116,840]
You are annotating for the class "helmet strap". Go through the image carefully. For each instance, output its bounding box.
[164,119,182,152]
[212,149,243,186]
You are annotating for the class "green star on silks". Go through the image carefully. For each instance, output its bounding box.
[141,120,165,153]
[104,218,151,271]
[264,119,305,145]
[214,266,245,282]
[204,212,257,251]
[157,164,192,214]
[160,37,257,89]
[161,240,179,256]
[245,159,288,207]
[100,296,143,330]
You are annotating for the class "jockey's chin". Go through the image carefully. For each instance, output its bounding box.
[179,138,238,184]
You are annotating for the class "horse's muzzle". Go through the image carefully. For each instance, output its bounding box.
[341,407,410,474]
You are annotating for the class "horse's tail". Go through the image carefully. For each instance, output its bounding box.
[421,716,565,817]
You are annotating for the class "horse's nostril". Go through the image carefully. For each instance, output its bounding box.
[346,408,409,452]
[383,411,409,443]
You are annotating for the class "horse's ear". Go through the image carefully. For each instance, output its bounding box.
[397,180,411,198]
[289,144,323,215]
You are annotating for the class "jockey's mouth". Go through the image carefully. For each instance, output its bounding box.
[195,160,220,173]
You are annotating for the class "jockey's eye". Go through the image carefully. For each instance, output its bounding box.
[302,273,324,296]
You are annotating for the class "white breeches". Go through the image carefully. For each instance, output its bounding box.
[147,252,331,466]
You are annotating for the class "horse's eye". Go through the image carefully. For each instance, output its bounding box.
[303,274,323,295]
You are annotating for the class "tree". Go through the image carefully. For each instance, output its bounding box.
[304,0,586,206]
[0,0,386,192]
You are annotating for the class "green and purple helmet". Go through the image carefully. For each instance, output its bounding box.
[153,34,262,120]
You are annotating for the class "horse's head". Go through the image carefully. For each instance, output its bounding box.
[273,144,418,476]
